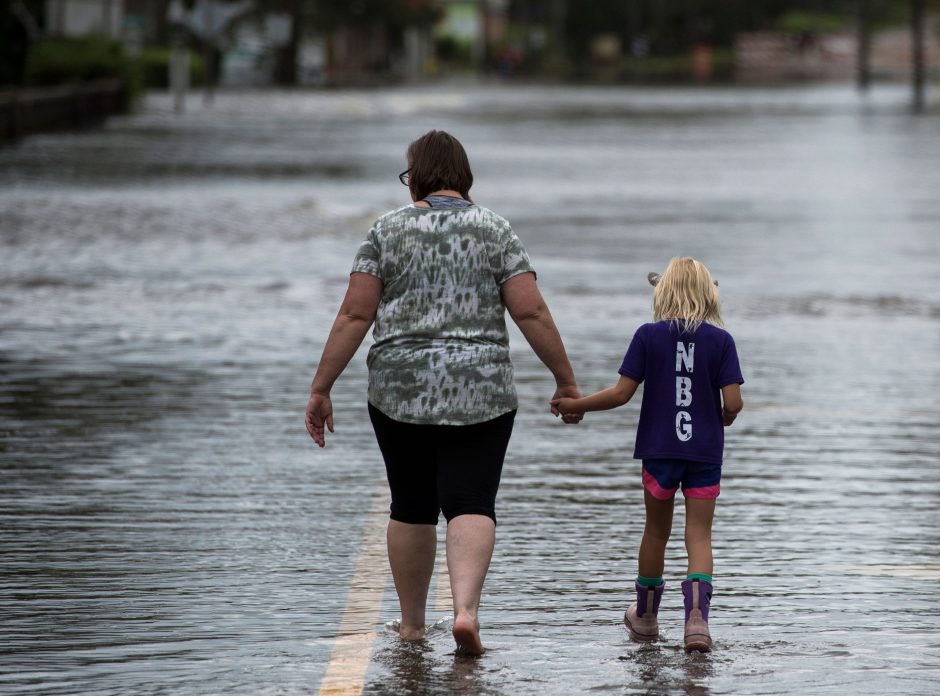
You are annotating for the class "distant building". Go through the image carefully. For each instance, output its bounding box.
[123,0,168,45]
[735,32,855,81]
[219,14,326,88]
[45,0,125,39]
[871,27,940,80]
[735,20,940,82]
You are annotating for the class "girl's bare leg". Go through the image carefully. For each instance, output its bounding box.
[638,489,675,578]
[684,498,716,576]
[446,514,495,655]
[387,520,437,639]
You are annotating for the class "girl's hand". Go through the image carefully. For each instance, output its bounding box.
[550,386,583,424]
[550,396,582,418]
[305,393,334,447]
[550,397,569,413]
[722,409,737,427]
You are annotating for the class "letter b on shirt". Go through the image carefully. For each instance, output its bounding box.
[676,376,692,407]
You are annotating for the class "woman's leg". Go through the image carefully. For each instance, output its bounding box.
[368,404,440,640]
[387,521,437,639]
[684,497,715,576]
[638,489,675,578]
[438,410,514,655]
[447,514,495,654]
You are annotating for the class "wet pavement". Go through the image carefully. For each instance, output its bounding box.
[2,84,940,694]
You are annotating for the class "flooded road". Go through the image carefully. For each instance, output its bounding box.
[2,84,940,694]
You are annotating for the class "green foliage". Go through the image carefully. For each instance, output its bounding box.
[24,35,142,108]
[313,0,441,32]
[619,48,735,83]
[26,36,128,85]
[555,0,886,64]
[138,47,205,88]
[434,36,472,67]
[774,11,850,34]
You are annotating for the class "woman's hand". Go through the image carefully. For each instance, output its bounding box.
[550,386,583,424]
[305,393,334,447]
[305,273,382,448]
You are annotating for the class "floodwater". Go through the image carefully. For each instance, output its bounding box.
[2,84,940,695]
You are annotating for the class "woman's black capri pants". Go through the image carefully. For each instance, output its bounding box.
[368,403,516,525]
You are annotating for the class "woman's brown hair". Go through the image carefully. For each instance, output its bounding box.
[406,130,473,202]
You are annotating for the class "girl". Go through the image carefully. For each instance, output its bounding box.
[551,257,743,653]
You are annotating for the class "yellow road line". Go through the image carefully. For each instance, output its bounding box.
[318,488,390,696]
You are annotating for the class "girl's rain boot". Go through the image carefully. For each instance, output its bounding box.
[623,581,664,642]
[681,578,713,652]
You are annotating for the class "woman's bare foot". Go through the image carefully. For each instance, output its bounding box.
[452,612,484,655]
[398,623,426,641]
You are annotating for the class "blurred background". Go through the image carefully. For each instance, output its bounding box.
[1,1,939,128]
[2,2,940,696]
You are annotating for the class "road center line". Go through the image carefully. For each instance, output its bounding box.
[318,486,390,696]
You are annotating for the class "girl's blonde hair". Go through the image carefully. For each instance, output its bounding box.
[652,257,723,333]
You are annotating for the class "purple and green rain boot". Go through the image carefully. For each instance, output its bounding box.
[681,579,713,652]
[623,581,664,642]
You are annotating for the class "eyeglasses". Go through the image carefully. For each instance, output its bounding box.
[399,169,410,186]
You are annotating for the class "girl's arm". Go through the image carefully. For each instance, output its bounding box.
[721,383,743,426]
[551,375,639,416]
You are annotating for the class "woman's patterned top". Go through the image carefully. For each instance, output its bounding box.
[352,204,535,425]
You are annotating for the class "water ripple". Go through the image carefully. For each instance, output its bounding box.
[2,84,939,695]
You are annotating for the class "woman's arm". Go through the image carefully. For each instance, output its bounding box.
[551,375,639,416]
[500,272,582,422]
[721,383,743,426]
[305,272,383,446]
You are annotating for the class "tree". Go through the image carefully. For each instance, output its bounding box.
[554,0,899,66]
[0,0,44,86]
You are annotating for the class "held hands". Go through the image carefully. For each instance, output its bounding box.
[550,385,583,424]
[551,397,579,415]
[305,393,334,447]
[306,385,586,445]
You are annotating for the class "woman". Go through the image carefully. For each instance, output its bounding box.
[305,130,580,655]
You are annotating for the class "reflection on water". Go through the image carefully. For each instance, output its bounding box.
[620,642,715,696]
[1,84,939,694]
[369,638,499,696]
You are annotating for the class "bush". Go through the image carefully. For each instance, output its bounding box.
[24,36,208,106]
[774,12,850,36]
[26,35,128,85]
[138,47,205,89]
[620,48,734,83]
[24,35,139,107]
[434,36,473,68]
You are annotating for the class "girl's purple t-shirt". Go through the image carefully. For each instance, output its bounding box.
[618,321,744,465]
